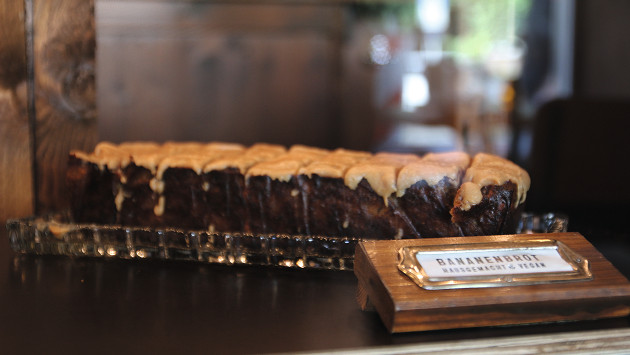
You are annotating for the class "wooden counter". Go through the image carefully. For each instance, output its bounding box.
[2,226,630,354]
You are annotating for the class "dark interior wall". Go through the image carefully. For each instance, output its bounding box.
[573,0,630,99]
[524,0,630,228]
[95,2,371,151]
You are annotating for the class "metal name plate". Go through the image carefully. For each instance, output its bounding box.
[398,238,592,290]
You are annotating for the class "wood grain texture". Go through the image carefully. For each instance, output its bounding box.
[325,328,630,354]
[0,0,34,224]
[355,233,630,333]
[32,0,97,214]
[96,2,345,149]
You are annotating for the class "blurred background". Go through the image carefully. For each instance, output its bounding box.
[96,0,548,157]
[1,0,630,230]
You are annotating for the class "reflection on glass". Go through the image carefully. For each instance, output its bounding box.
[367,0,535,157]
[402,72,430,111]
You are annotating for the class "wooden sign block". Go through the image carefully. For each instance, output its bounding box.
[354,233,630,333]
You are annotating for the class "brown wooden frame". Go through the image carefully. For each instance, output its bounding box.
[1,0,96,223]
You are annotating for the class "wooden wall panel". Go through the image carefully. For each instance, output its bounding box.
[96,2,345,148]
[32,0,97,214]
[0,0,33,224]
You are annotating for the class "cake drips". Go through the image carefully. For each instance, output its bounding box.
[396,152,471,197]
[453,153,531,211]
[69,141,530,223]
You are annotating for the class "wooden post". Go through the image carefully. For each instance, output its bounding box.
[31,0,97,215]
[0,0,96,224]
[0,0,34,224]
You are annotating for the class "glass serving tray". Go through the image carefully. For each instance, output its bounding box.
[6,212,568,271]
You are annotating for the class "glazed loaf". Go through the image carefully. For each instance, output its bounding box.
[66,142,530,239]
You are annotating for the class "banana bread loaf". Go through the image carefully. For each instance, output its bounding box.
[66,142,530,239]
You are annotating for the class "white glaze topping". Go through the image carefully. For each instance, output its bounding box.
[299,149,371,178]
[246,158,303,182]
[246,146,329,182]
[163,141,245,154]
[161,141,205,153]
[288,144,330,157]
[156,148,244,180]
[70,142,131,170]
[454,153,531,211]
[127,151,168,174]
[117,141,162,152]
[203,143,286,174]
[371,152,421,165]
[157,154,211,178]
[396,152,470,197]
[345,152,421,204]
[115,188,126,212]
[455,181,483,211]
[154,195,166,216]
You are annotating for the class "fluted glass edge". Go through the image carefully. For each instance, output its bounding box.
[6,212,567,271]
